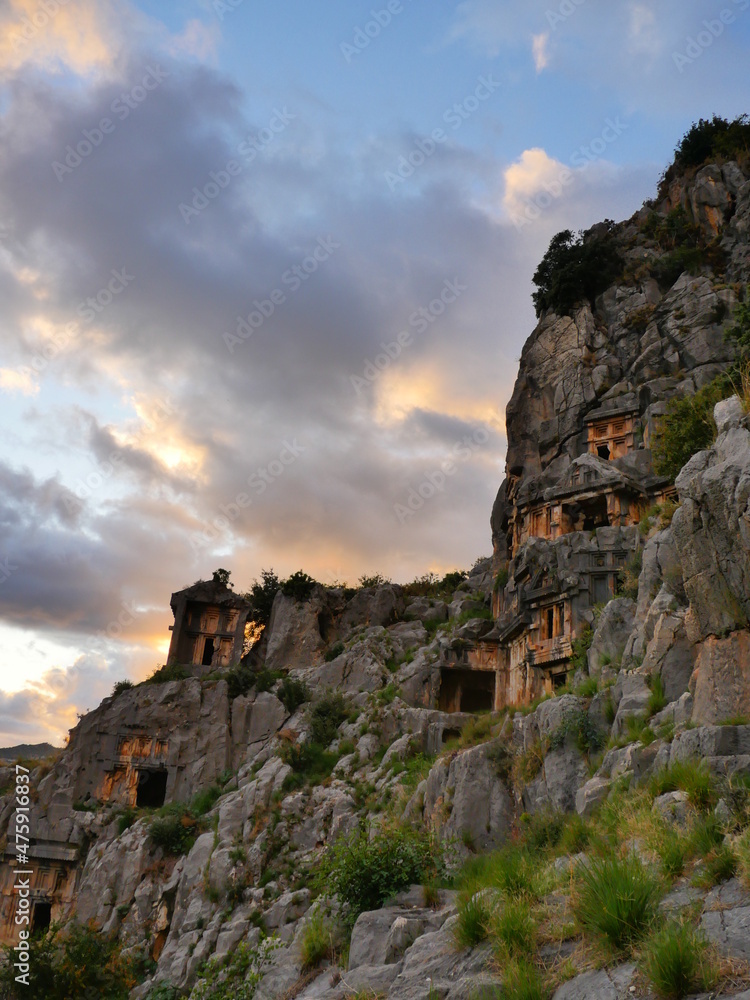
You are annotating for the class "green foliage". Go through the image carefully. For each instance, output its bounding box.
[461,845,538,900]
[191,784,221,817]
[652,377,733,481]
[454,892,492,947]
[569,624,593,672]
[324,641,345,662]
[299,911,335,970]
[674,114,750,169]
[574,854,661,953]
[358,573,390,588]
[647,675,668,717]
[225,662,255,699]
[573,676,599,699]
[112,680,134,697]
[559,813,591,855]
[651,246,707,287]
[189,937,279,1000]
[688,813,724,858]
[493,567,509,593]
[318,824,444,925]
[148,807,197,855]
[0,922,138,999]
[277,676,310,713]
[616,548,642,601]
[501,960,548,1000]
[694,844,737,888]
[243,568,280,626]
[548,709,605,756]
[376,682,399,705]
[280,570,317,601]
[641,921,717,1000]
[117,807,138,836]
[212,567,232,587]
[255,668,283,693]
[521,811,565,853]
[280,740,339,787]
[649,759,716,812]
[656,830,689,879]
[491,900,536,961]
[531,222,623,317]
[738,827,750,889]
[727,298,750,357]
[402,569,467,598]
[147,663,188,684]
[309,693,348,746]
[145,985,180,1000]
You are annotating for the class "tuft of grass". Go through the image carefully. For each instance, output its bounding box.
[574,676,599,698]
[490,900,536,961]
[688,813,724,858]
[649,759,716,812]
[693,844,737,888]
[559,813,591,856]
[641,921,717,999]
[647,675,668,717]
[461,845,539,900]
[299,911,335,970]
[454,891,493,948]
[656,829,689,879]
[502,959,548,1000]
[574,854,662,954]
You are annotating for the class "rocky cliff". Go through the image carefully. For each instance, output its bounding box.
[2,128,750,1000]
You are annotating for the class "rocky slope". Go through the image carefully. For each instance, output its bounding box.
[2,140,750,1000]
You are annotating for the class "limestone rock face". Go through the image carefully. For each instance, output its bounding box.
[265,590,327,672]
[588,598,635,673]
[672,399,750,642]
[417,740,514,853]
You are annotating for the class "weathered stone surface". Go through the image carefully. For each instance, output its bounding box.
[701,879,750,962]
[524,745,588,815]
[588,598,635,673]
[265,591,326,672]
[612,672,651,735]
[418,740,513,853]
[406,597,448,623]
[690,631,750,724]
[672,399,750,642]
[339,584,405,632]
[552,964,637,1000]
[643,607,696,704]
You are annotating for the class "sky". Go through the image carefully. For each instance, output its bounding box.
[0,0,749,747]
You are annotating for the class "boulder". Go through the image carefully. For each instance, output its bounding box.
[588,598,635,674]
[265,591,326,672]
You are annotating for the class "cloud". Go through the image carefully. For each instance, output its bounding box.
[0,367,38,395]
[0,0,119,79]
[503,147,566,218]
[532,32,549,72]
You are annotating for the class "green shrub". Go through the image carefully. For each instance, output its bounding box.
[574,855,661,953]
[148,663,188,684]
[309,693,348,746]
[225,662,255,699]
[649,760,715,812]
[0,922,138,999]
[652,246,707,287]
[532,222,623,317]
[462,846,538,900]
[112,680,134,697]
[148,810,197,856]
[521,811,565,853]
[616,548,642,601]
[117,807,138,836]
[299,911,334,969]
[191,784,221,817]
[243,568,280,626]
[674,114,750,169]
[560,814,591,855]
[493,567,509,593]
[656,830,689,879]
[280,740,339,786]
[569,624,593,672]
[281,570,317,601]
[318,825,443,925]
[278,676,310,713]
[189,937,279,1000]
[548,709,605,756]
[255,668,282,693]
[574,676,599,699]
[358,573,390,588]
[324,642,345,662]
[688,813,724,857]
[652,377,733,481]
[454,891,493,948]
[641,921,717,999]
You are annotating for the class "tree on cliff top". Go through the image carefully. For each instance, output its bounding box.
[532,221,622,317]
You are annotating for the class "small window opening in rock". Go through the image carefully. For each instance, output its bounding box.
[136,769,168,809]
[438,667,494,713]
[31,902,52,935]
[201,636,215,666]
[597,444,611,460]
[552,671,568,691]
[581,495,609,531]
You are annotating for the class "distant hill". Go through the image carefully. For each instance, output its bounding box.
[0,743,59,761]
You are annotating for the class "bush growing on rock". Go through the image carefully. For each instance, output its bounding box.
[317,824,444,925]
[652,377,733,481]
[299,911,335,969]
[0,922,138,999]
[531,222,623,317]
[277,675,310,713]
[147,663,188,684]
[148,806,198,855]
[280,570,317,601]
